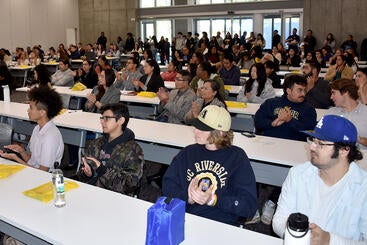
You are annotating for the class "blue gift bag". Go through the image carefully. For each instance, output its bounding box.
[145,196,185,245]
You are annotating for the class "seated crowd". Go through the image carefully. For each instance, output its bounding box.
[0,28,366,244]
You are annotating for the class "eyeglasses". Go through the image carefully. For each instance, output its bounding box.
[306,137,335,149]
[174,78,186,82]
[99,116,118,122]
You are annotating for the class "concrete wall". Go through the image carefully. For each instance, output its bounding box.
[78,0,138,46]
[0,0,79,51]
[303,0,367,53]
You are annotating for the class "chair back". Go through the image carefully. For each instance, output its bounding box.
[0,123,13,148]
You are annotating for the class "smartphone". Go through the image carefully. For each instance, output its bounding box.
[0,147,23,159]
[241,131,256,138]
[200,179,211,192]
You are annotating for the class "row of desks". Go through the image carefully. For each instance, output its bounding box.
[0,101,363,187]
[0,157,283,244]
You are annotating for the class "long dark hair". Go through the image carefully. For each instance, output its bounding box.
[245,63,267,96]
[204,79,227,109]
[96,69,115,101]
[146,59,161,76]
[34,64,51,87]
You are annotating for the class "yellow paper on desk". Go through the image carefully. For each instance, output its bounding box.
[240,69,249,74]
[19,65,31,68]
[137,91,157,98]
[0,164,26,179]
[58,108,67,115]
[71,82,87,91]
[291,70,301,74]
[224,85,232,91]
[225,101,247,108]
[22,180,79,203]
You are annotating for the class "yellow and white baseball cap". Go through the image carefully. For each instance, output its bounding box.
[192,105,231,132]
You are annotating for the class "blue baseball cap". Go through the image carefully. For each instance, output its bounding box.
[302,115,357,143]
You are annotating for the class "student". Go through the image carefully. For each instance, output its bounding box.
[133,59,164,93]
[219,53,241,86]
[163,105,258,226]
[273,115,366,244]
[156,70,196,124]
[85,69,120,113]
[254,74,317,141]
[0,87,64,172]
[237,63,276,104]
[115,57,143,91]
[302,61,333,109]
[51,58,74,87]
[78,103,144,195]
[326,78,367,149]
[185,79,226,124]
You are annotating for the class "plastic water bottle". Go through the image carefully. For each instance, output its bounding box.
[2,85,10,102]
[52,169,66,207]
[284,213,310,245]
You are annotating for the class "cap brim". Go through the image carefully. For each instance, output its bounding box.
[301,130,329,141]
[192,118,214,131]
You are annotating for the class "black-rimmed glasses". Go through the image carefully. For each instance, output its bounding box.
[306,137,335,149]
[99,116,119,122]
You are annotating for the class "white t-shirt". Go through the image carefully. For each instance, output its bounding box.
[27,120,64,171]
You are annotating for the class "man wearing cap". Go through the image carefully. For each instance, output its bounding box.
[273,115,366,244]
[162,105,258,226]
[326,78,367,149]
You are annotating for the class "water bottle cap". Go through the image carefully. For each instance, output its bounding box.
[288,213,309,232]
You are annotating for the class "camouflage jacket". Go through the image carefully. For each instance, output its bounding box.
[78,128,144,196]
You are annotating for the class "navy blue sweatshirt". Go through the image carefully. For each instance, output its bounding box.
[162,144,258,226]
[254,95,317,141]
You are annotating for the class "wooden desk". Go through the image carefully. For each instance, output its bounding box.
[0,157,283,244]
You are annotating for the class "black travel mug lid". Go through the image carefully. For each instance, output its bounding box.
[288,213,309,232]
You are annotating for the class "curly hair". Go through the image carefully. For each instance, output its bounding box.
[28,86,63,119]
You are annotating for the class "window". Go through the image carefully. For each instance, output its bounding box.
[241,18,253,35]
[197,19,211,36]
[263,16,281,49]
[140,0,171,8]
[156,20,172,42]
[212,19,225,37]
[141,21,155,40]
[194,17,253,40]
[285,16,300,40]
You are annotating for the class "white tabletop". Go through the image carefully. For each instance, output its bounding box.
[0,102,364,170]
[41,62,59,66]
[106,56,119,60]
[0,157,283,244]
[120,93,160,105]
[16,86,92,98]
[8,65,34,70]
[276,70,325,78]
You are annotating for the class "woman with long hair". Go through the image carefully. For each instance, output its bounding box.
[133,59,164,92]
[237,63,275,103]
[185,79,226,124]
[324,54,354,82]
[33,64,52,88]
[85,69,120,113]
